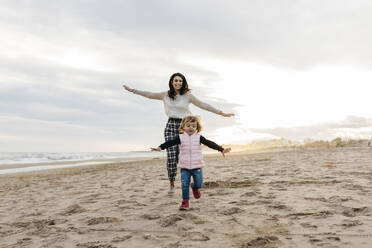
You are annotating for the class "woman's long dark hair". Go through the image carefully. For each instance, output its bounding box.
[168,72,190,99]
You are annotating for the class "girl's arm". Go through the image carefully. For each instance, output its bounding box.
[189,93,234,117]
[151,136,181,151]
[123,84,165,100]
[200,136,231,157]
[200,136,224,151]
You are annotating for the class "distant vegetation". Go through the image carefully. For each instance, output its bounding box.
[302,137,367,148]
[219,137,370,152]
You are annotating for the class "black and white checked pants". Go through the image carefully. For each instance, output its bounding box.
[164,118,182,182]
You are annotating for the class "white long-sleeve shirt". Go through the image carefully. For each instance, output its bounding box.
[132,89,223,118]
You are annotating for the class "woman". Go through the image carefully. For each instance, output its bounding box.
[123,72,234,195]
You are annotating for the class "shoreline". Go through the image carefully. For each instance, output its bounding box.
[0,156,164,172]
[0,147,296,176]
[0,146,359,176]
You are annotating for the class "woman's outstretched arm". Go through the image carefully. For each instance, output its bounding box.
[189,93,235,117]
[123,84,165,100]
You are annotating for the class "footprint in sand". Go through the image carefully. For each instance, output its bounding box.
[259,194,277,200]
[268,203,292,211]
[341,206,369,217]
[158,214,183,227]
[300,222,318,229]
[234,199,250,206]
[308,237,323,244]
[133,188,144,193]
[325,195,352,204]
[252,199,272,205]
[336,219,363,228]
[241,236,279,248]
[304,197,327,202]
[178,212,206,224]
[79,194,101,204]
[13,237,33,247]
[204,180,259,189]
[207,189,231,196]
[178,225,194,231]
[141,213,161,220]
[326,236,341,241]
[60,204,87,216]
[12,219,57,230]
[219,207,244,215]
[112,235,132,243]
[86,217,123,225]
[308,235,341,247]
[182,232,210,241]
[161,241,180,248]
[76,241,116,248]
[143,234,160,241]
[241,191,257,197]
[116,199,147,210]
[287,210,334,219]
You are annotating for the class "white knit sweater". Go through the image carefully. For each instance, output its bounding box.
[132,89,222,118]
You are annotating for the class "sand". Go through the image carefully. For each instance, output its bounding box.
[0,146,371,248]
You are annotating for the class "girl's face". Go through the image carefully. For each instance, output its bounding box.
[172,76,183,92]
[184,121,197,135]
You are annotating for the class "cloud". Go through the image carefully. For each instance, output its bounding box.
[3,0,372,69]
[0,114,167,152]
[1,1,372,152]
[251,116,372,140]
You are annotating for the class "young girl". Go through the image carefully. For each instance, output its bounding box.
[151,116,231,210]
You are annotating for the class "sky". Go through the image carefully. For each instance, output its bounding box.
[1,0,372,152]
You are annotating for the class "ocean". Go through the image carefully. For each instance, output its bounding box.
[0,151,165,165]
[0,151,165,175]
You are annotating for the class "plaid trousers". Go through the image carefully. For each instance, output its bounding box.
[164,118,182,182]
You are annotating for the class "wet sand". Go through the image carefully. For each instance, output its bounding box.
[0,146,371,247]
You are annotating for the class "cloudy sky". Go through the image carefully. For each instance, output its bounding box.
[1,0,372,152]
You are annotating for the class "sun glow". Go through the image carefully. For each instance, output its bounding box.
[184,57,372,143]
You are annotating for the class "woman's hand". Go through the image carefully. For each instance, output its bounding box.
[151,147,161,152]
[123,84,134,92]
[221,147,231,157]
[221,112,235,117]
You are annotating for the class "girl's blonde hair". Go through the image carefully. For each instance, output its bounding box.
[178,115,203,133]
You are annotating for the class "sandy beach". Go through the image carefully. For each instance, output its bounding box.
[0,146,371,248]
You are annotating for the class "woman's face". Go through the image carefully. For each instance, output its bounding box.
[172,76,183,92]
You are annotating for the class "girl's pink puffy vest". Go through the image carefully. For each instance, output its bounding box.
[178,133,205,169]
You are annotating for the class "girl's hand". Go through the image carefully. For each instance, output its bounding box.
[221,147,231,157]
[221,112,235,117]
[151,147,161,152]
[123,84,134,92]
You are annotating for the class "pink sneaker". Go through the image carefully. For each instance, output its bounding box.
[179,199,189,210]
[191,183,201,199]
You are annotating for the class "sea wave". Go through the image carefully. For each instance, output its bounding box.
[0,151,164,166]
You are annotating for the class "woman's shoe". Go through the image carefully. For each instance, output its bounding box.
[168,186,175,196]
